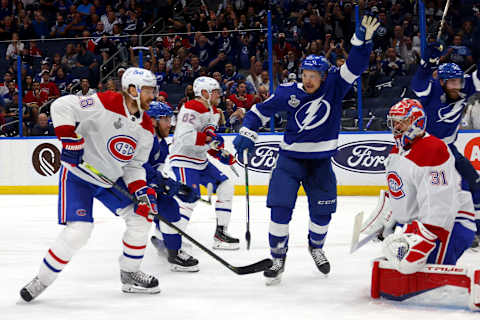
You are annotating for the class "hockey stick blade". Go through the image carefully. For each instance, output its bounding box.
[232,258,273,275]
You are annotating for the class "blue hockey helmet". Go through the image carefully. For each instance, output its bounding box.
[300,55,330,74]
[147,101,173,119]
[438,63,464,80]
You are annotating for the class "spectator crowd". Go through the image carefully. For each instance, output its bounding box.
[0,0,479,136]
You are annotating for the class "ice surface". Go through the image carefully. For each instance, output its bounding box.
[0,195,478,320]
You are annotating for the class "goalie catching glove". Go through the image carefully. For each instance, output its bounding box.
[382,220,438,274]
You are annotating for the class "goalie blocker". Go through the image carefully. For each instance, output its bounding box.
[371,258,480,311]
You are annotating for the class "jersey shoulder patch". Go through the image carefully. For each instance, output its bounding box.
[184,100,209,114]
[97,91,126,117]
[405,135,450,167]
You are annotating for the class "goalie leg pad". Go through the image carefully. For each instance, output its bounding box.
[470,269,480,311]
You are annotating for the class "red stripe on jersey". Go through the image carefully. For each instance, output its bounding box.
[61,167,67,224]
[195,132,207,145]
[405,136,450,167]
[122,241,146,250]
[458,210,475,217]
[180,168,186,184]
[48,249,69,264]
[128,180,147,194]
[54,125,77,139]
[141,112,154,134]
[97,91,126,117]
[170,154,207,163]
[184,100,221,115]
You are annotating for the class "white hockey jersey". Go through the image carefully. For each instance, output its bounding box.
[169,99,220,170]
[386,134,476,246]
[50,91,154,192]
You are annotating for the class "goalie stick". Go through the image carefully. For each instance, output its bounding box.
[350,211,384,253]
[79,162,272,275]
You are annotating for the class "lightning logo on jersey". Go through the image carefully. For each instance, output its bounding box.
[295,95,331,132]
[437,100,467,124]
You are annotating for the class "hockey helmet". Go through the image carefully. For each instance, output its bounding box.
[193,76,221,98]
[121,67,157,110]
[438,63,464,80]
[300,55,330,74]
[387,98,426,150]
[147,101,173,119]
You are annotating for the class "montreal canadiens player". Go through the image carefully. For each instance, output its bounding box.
[20,67,160,301]
[169,76,239,250]
[233,15,380,284]
[145,101,200,272]
[411,45,480,238]
[374,98,476,275]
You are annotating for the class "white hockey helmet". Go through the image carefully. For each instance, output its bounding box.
[121,67,157,109]
[193,76,221,98]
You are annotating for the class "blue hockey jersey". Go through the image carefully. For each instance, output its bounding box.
[411,67,480,144]
[144,136,169,181]
[242,43,372,159]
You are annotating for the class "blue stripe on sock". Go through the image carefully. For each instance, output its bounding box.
[180,214,190,221]
[123,252,144,259]
[43,258,61,273]
[215,208,231,212]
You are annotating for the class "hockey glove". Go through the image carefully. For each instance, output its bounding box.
[151,174,180,198]
[233,126,257,156]
[206,130,224,149]
[176,184,200,203]
[60,136,84,166]
[382,220,437,274]
[351,15,380,46]
[208,149,236,166]
[421,42,443,69]
[134,187,158,221]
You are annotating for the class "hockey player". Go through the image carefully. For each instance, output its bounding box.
[20,67,160,302]
[233,15,380,285]
[145,101,200,272]
[169,76,239,250]
[411,45,480,237]
[379,98,476,275]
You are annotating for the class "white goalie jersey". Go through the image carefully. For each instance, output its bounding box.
[50,91,154,190]
[385,134,476,235]
[169,99,220,170]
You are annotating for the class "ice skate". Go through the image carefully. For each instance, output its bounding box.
[120,270,161,294]
[309,246,330,275]
[264,257,286,286]
[19,276,48,302]
[213,226,240,250]
[167,249,199,272]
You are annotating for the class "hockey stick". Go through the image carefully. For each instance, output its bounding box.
[437,0,451,41]
[243,150,251,250]
[350,211,383,253]
[79,162,272,275]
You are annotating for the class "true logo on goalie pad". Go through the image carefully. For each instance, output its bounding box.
[387,171,405,199]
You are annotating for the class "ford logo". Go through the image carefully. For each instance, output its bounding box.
[236,141,280,173]
[332,140,394,174]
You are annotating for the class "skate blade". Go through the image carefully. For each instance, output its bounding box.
[170,264,200,273]
[265,276,282,286]
[212,241,240,250]
[121,284,161,294]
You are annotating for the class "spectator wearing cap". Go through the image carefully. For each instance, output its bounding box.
[381,47,406,78]
[30,113,55,136]
[76,78,96,97]
[228,81,255,110]
[34,60,51,83]
[441,34,474,70]
[40,70,60,99]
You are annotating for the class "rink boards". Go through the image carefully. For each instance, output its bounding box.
[0,131,479,195]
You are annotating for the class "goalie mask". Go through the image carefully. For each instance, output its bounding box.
[387,98,426,150]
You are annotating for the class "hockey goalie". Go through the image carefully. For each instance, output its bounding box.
[360,98,480,310]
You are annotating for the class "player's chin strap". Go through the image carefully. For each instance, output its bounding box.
[78,161,272,275]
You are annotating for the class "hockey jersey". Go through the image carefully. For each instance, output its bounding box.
[241,43,372,159]
[169,99,220,169]
[411,67,480,144]
[50,91,154,192]
[144,135,169,181]
[386,134,476,262]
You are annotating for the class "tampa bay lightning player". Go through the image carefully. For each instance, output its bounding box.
[233,15,380,285]
[411,44,480,235]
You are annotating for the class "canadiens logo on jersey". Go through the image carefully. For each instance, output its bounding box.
[295,94,331,132]
[387,171,405,199]
[107,135,137,162]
